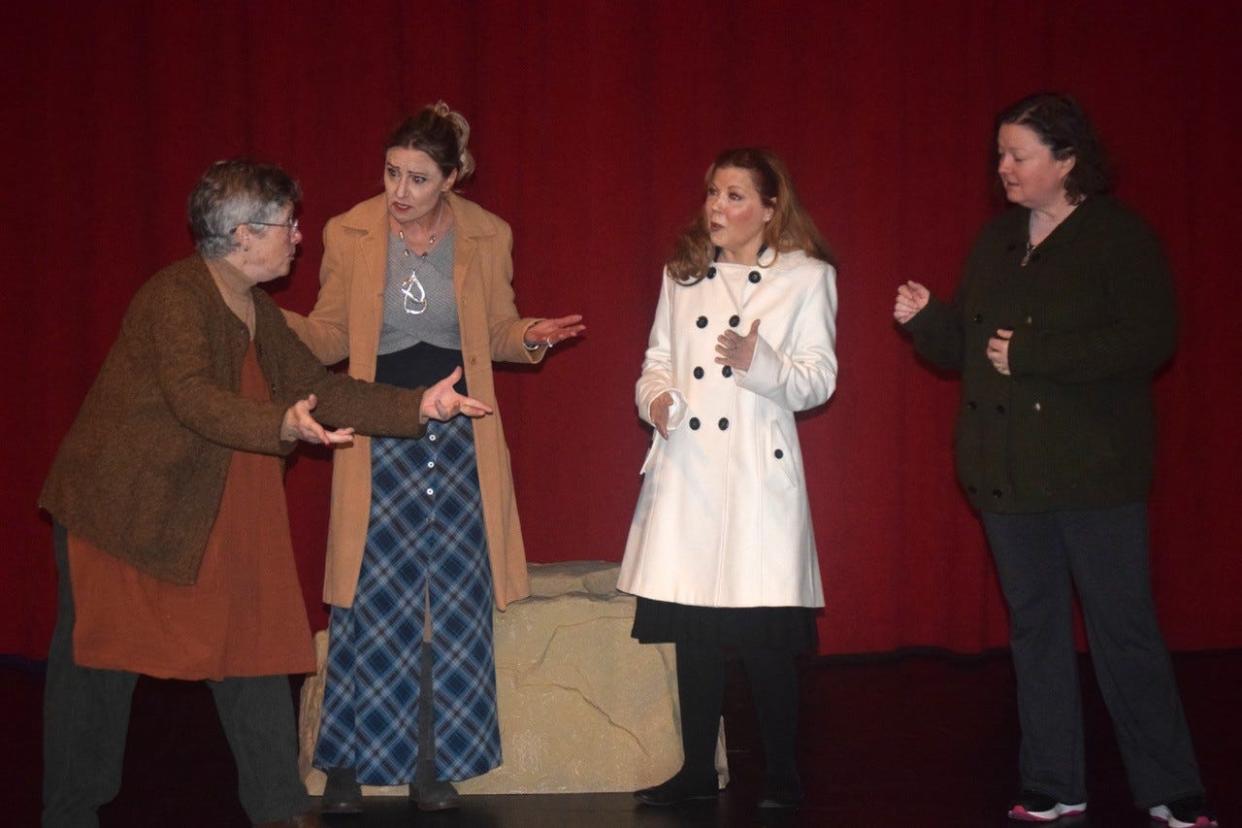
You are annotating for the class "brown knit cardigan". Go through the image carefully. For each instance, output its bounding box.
[40,254,428,584]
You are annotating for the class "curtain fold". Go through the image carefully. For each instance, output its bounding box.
[4,0,1239,658]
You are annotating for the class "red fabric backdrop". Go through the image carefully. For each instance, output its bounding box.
[3,1,1240,659]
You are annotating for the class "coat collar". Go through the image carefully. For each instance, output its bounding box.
[1003,194,1110,255]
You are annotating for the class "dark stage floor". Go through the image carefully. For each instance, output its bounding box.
[3,650,1236,827]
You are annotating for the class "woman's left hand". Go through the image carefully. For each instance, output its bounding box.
[987,328,1013,375]
[716,320,761,373]
[524,314,586,349]
[281,394,356,446]
[420,367,494,423]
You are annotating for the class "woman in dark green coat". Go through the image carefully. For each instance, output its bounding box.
[893,93,1215,828]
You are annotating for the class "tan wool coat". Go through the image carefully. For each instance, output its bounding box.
[284,193,541,609]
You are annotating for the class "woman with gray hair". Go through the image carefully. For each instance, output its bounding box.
[38,158,489,828]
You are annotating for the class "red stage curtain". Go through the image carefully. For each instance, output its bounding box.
[3,1,1239,658]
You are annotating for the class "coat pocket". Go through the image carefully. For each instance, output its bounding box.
[639,438,660,476]
[767,421,800,489]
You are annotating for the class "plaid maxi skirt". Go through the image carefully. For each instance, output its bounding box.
[313,415,501,784]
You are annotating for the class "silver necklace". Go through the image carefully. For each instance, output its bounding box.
[396,201,445,315]
[1020,240,1036,267]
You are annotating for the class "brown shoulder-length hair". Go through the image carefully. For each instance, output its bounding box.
[995,92,1112,204]
[668,148,834,285]
[386,101,477,185]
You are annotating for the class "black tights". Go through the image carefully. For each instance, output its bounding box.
[674,642,800,785]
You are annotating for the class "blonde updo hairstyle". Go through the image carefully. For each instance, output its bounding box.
[386,101,476,185]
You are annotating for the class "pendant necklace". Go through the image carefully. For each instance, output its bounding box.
[396,200,444,315]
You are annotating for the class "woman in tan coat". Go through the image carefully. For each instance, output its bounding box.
[284,102,583,812]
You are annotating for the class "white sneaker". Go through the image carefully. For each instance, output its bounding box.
[1150,797,1219,828]
[1008,790,1087,822]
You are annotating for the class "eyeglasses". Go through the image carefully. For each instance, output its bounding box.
[232,218,300,234]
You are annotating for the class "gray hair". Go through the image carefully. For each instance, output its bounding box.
[188,159,302,259]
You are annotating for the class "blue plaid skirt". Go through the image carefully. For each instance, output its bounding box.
[314,415,500,784]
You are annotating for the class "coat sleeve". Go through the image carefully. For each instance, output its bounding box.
[482,220,545,365]
[736,263,838,412]
[635,273,690,428]
[258,298,427,439]
[281,218,351,366]
[146,283,295,456]
[1007,221,1177,383]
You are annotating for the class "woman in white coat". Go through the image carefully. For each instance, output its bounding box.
[620,148,838,812]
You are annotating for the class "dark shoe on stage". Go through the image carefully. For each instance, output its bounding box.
[319,767,364,815]
[757,773,804,810]
[413,778,462,811]
[634,771,719,807]
[257,812,325,827]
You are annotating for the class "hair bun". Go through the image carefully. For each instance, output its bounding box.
[429,101,475,180]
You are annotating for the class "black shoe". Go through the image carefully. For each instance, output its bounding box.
[757,773,804,810]
[319,767,363,815]
[634,771,719,807]
[413,778,461,812]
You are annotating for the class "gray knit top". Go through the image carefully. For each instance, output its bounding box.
[378,229,460,355]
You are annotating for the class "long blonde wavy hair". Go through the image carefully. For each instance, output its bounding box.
[668,148,833,285]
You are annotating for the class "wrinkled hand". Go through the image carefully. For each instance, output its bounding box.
[420,367,494,422]
[716,319,760,373]
[987,329,1013,375]
[281,394,356,446]
[524,314,586,349]
[650,391,674,439]
[894,281,931,324]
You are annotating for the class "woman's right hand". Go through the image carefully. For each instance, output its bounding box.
[650,391,674,439]
[894,280,931,324]
[420,367,494,422]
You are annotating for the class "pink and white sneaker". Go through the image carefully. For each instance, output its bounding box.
[1008,790,1087,822]
[1150,794,1219,828]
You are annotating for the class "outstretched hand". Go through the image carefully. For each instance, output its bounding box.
[420,367,494,422]
[525,314,586,349]
[281,394,356,446]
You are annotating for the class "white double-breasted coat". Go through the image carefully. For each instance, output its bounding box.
[618,250,838,608]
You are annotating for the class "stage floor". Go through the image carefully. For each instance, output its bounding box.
[4,650,1236,826]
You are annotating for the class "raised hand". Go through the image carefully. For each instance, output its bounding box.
[716,319,761,373]
[894,281,931,324]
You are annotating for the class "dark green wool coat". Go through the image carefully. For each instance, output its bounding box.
[904,195,1176,513]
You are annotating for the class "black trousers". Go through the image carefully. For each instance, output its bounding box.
[674,642,800,787]
[982,504,1204,807]
[42,525,310,827]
